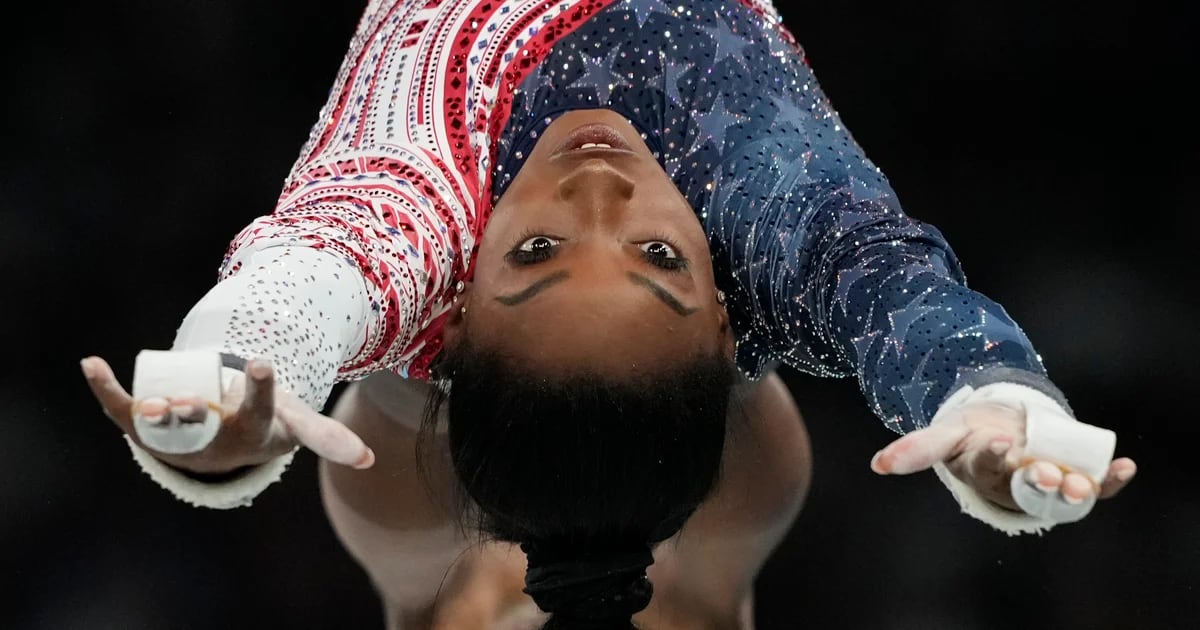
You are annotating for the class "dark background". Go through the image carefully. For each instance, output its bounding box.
[3,1,1196,628]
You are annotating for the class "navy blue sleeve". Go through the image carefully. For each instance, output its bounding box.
[685,8,1068,433]
[711,166,1068,432]
[489,0,1071,433]
[624,0,1065,432]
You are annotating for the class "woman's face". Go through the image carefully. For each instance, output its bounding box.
[447,109,732,375]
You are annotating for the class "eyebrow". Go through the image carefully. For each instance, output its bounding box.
[494,270,571,305]
[626,272,698,316]
[493,270,697,317]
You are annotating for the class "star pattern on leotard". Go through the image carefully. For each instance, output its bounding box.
[625,0,674,28]
[572,46,632,103]
[686,92,749,156]
[663,57,696,107]
[769,94,819,158]
[850,329,882,364]
[833,266,874,317]
[898,379,937,429]
[886,300,938,354]
[948,307,991,341]
[698,9,751,65]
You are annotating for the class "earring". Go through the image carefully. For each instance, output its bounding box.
[716,290,726,306]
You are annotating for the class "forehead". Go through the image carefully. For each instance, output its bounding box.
[467,276,719,373]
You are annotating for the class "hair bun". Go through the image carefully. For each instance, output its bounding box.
[522,544,655,622]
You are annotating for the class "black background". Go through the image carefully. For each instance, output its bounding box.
[3,1,1197,628]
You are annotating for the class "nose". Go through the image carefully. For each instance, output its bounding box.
[556,159,636,217]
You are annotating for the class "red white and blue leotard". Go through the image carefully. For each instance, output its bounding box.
[217,0,1069,434]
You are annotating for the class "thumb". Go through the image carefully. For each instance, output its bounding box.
[871,420,970,475]
[275,402,376,469]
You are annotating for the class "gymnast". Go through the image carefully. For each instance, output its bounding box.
[81,0,1138,628]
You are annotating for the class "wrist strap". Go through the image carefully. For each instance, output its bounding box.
[125,436,296,509]
[220,352,247,372]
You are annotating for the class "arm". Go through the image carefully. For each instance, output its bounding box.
[117,246,371,509]
[697,31,1064,433]
[178,0,487,413]
[319,376,528,623]
[127,0,482,505]
[695,12,1129,532]
[741,187,1069,432]
[213,0,479,390]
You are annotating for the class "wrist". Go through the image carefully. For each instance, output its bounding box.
[160,459,255,482]
[124,436,297,509]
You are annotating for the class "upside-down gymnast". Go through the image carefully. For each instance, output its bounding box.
[81,0,1138,628]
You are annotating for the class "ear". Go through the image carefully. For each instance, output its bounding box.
[718,304,736,361]
[441,283,471,351]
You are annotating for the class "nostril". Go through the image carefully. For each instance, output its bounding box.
[557,180,578,201]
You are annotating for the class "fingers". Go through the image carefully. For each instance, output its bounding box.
[135,395,208,425]
[81,356,134,434]
[1020,461,1093,504]
[871,420,970,475]
[238,360,276,434]
[1011,463,1097,523]
[1023,461,1064,494]
[168,396,210,423]
[276,403,375,469]
[1007,456,1135,525]
[1099,457,1138,498]
[1062,472,1094,503]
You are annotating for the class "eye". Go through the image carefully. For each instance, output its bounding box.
[518,236,560,252]
[639,240,688,271]
[507,235,561,265]
[639,241,678,259]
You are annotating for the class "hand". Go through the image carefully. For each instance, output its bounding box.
[81,354,375,475]
[869,402,1136,513]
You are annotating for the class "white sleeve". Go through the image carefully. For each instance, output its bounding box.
[173,245,370,409]
[125,245,370,509]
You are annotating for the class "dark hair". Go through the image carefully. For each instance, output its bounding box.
[419,337,738,629]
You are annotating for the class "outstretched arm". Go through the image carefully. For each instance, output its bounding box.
[699,11,1137,533]
[103,0,486,507]
[699,23,1059,434]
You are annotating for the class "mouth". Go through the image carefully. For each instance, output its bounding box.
[550,123,637,159]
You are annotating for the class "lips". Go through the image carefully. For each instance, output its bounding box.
[550,123,636,158]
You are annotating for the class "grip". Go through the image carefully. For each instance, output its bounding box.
[131,350,223,454]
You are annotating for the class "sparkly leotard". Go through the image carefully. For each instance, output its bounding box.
[219,0,1069,434]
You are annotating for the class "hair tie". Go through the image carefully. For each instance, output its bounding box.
[521,543,655,620]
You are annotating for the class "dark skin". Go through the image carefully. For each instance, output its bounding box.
[443,108,734,375]
[78,105,1133,506]
[80,107,1135,628]
[444,106,1134,510]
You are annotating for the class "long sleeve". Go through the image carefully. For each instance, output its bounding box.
[662,5,1069,433]
[714,164,1069,433]
[173,246,369,410]
[482,0,1072,434]
[128,0,601,507]
[215,0,499,397]
[217,0,614,391]
[630,2,1095,534]
[656,0,1072,432]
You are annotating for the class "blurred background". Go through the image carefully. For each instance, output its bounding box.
[2,0,1195,628]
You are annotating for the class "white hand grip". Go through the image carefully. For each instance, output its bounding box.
[132,350,223,454]
[1009,399,1116,519]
